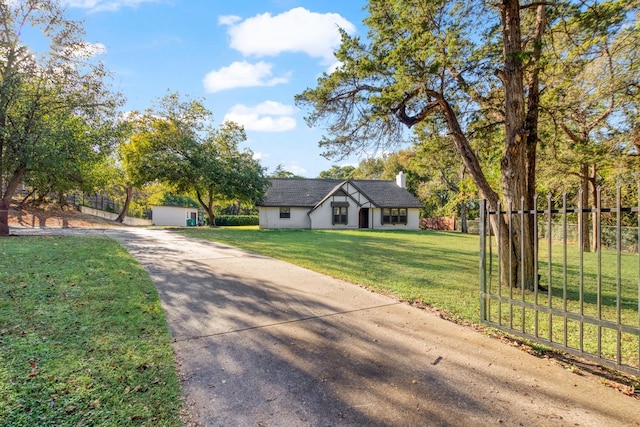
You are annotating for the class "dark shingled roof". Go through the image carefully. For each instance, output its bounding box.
[258,178,423,208]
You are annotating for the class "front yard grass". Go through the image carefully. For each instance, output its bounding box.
[0,236,182,426]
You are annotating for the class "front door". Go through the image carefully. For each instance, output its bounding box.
[359,208,369,229]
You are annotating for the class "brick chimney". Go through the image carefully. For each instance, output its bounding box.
[396,171,406,188]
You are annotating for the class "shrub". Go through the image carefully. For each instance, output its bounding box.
[215,215,258,226]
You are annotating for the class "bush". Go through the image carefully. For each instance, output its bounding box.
[215,215,258,226]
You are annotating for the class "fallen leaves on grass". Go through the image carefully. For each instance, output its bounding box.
[28,359,38,378]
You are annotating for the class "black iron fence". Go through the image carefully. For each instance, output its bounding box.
[66,193,151,219]
[479,185,640,375]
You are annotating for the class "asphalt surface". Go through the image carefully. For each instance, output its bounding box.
[13,226,640,426]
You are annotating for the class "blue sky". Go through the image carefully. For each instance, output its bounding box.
[56,0,372,178]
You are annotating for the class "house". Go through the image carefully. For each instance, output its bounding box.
[151,205,199,226]
[257,172,423,230]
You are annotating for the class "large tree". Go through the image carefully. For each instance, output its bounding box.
[122,93,269,226]
[540,0,639,250]
[0,0,122,235]
[188,121,268,225]
[296,0,547,289]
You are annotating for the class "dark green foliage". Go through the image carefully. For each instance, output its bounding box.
[161,193,199,208]
[215,215,259,226]
[317,165,356,179]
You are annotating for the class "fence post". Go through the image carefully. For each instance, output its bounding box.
[578,188,584,352]
[479,199,486,322]
[616,184,622,367]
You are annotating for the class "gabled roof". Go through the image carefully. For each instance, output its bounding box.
[258,178,423,208]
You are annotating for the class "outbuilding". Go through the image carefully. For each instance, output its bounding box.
[151,205,199,227]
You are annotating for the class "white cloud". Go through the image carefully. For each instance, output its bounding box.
[287,164,307,176]
[223,101,296,132]
[63,0,160,12]
[326,60,343,75]
[202,61,290,93]
[218,15,241,26]
[221,7,356,65]
[230,101,294,116]
[252,151,269,161]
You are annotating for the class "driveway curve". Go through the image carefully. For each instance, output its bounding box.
[15,227,640,426]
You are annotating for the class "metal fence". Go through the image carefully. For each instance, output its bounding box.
[66,193,151,219]
[479,185,640,375]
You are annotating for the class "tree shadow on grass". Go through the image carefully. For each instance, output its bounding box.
[110,228,639,427]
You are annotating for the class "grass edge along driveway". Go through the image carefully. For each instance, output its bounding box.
[0,235,183,426]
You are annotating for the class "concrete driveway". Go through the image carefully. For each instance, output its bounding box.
[17,226,639,426]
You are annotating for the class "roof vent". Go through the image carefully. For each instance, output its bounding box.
[396,171,406,188]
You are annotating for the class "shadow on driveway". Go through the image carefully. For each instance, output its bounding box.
[86,227,640,426]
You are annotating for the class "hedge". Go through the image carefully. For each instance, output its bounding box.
[214,215,259,226]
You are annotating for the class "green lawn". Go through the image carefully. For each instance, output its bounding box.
[180,226,640,370]
[0,236,182,427]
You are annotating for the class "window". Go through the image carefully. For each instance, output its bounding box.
[279,207,291,219]
[333,206,348,224]
[382,208,408,224]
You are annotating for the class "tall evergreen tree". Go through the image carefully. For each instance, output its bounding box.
[296,0,547,289]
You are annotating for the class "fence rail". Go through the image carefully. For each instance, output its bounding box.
[66,193,151,219]
[479,186,640,375]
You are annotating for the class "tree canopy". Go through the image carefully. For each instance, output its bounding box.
[269,165,305,179]
[296,0,639,288]
[121,93,269,226]
[0,0,123,235]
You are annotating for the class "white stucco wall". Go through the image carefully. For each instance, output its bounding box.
[259,206,420,230]
[259,207,311,229]
[370,208,421,230]
[308,202,360,229]
[152,205,198,226]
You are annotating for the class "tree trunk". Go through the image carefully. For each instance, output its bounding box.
[499,0,539,290]
[19,188,36,207]
[460,200,468,233]
[0,198,9,237]
[435,93,516,288]
[0,165,28,237]
[115,186,133,223]
[432,0,545,290]
[195,189,216,226]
